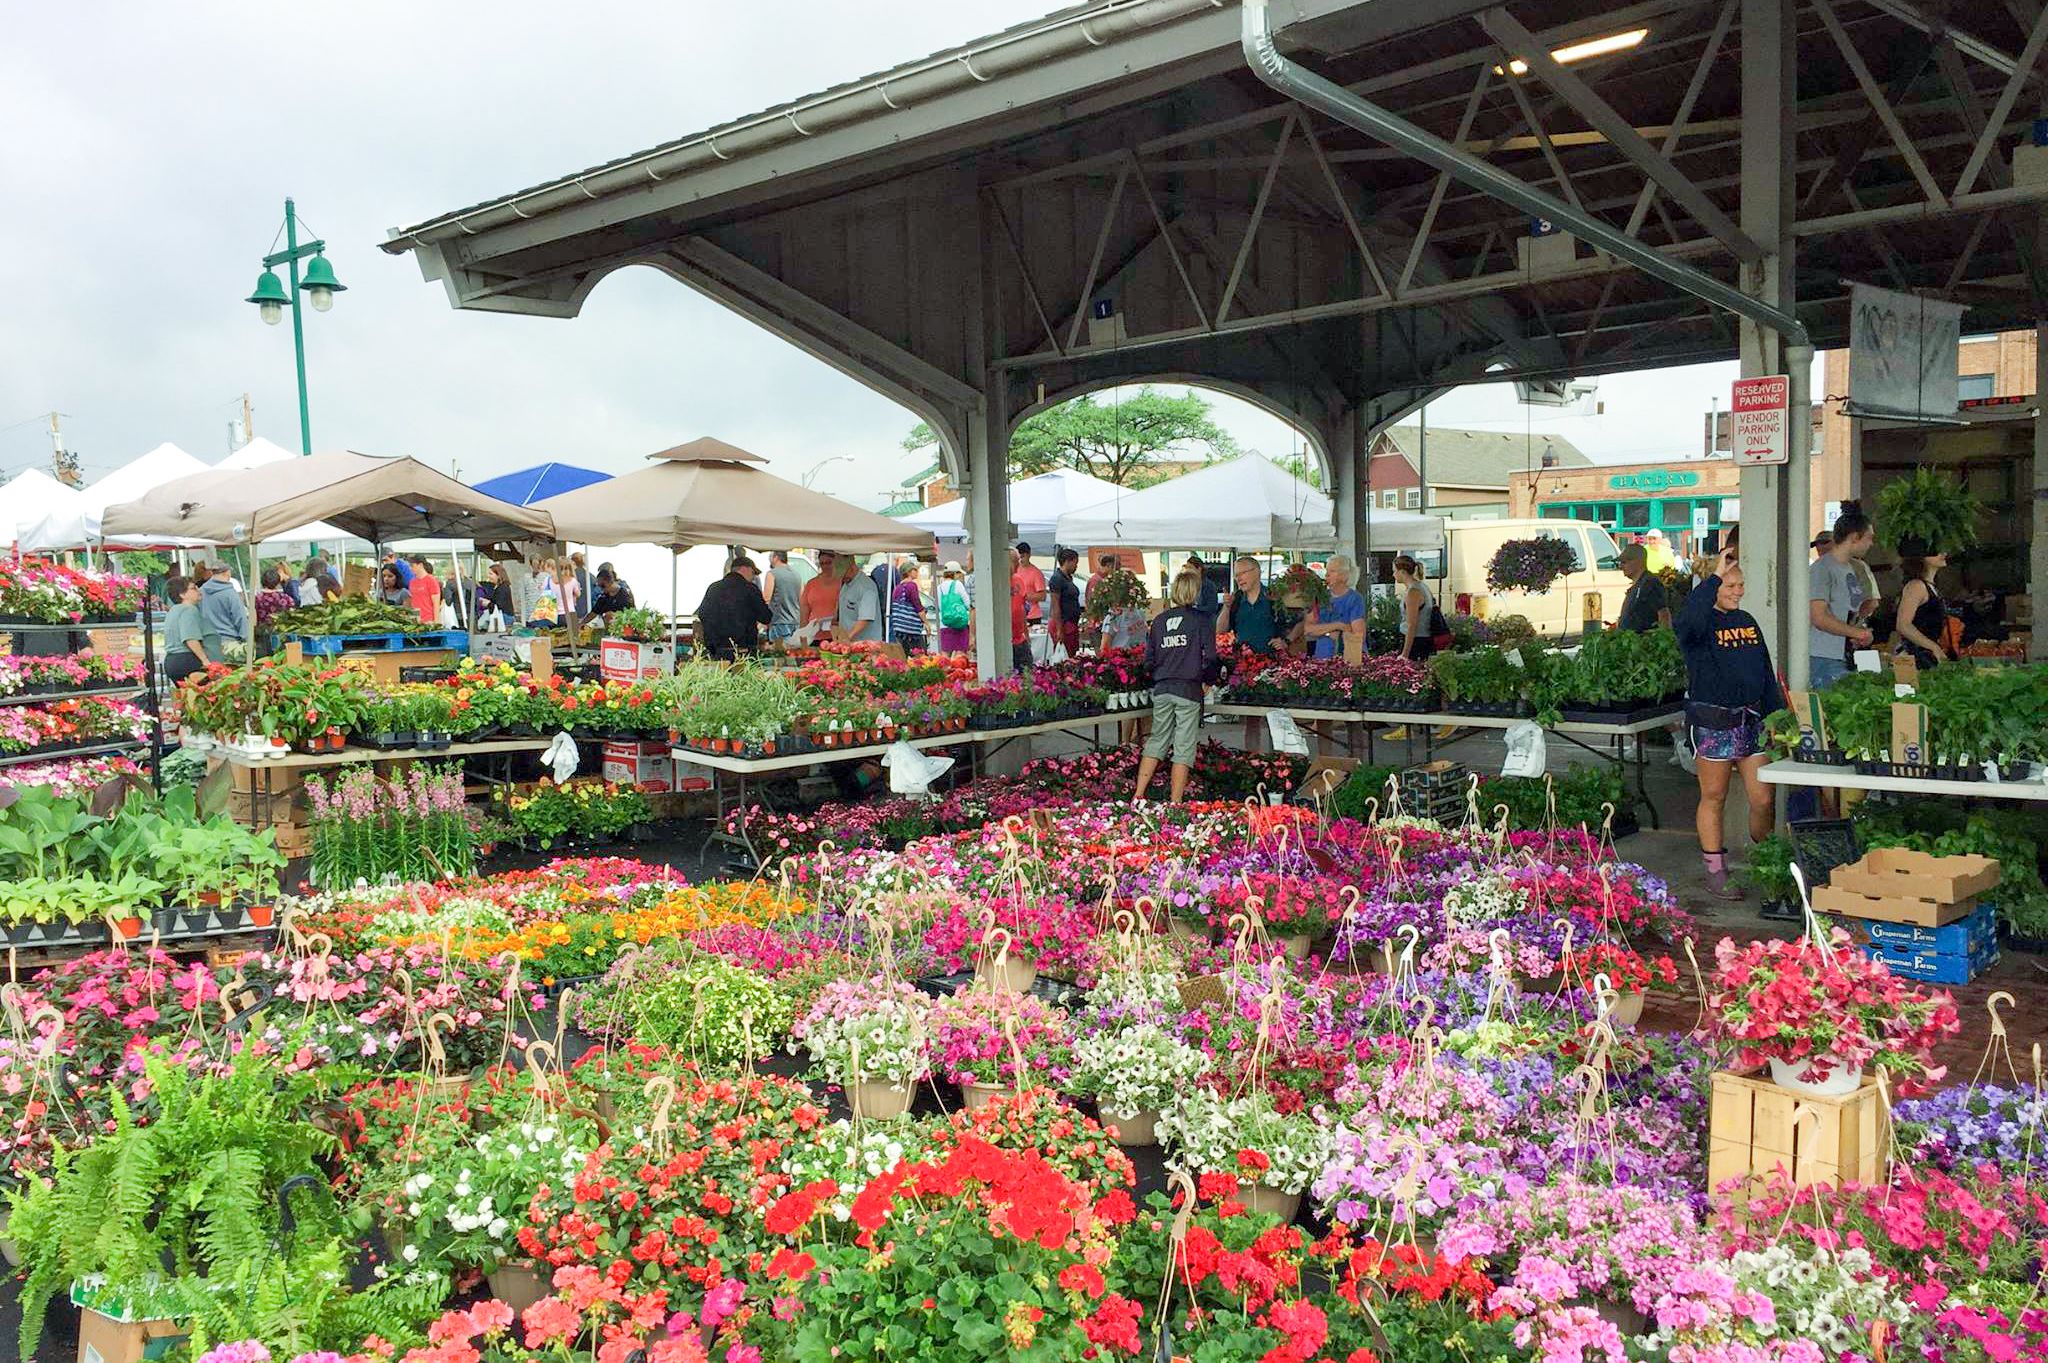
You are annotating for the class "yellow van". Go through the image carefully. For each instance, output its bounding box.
[1420,517,1633,638]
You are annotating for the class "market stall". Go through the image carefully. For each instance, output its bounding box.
[898,468,1121,546]
[17,441,213,551]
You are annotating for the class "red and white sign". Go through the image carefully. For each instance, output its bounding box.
[600,638,675,682]
[1730,375,1790,466]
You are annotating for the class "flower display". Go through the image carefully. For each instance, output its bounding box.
[1485,536,1580,593]
[1069,1021,1206,1119]
[0,555,144,623]
[927,987,1072,1088]
[1158,1089,1334,1195]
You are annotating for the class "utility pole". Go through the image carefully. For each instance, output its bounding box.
[46,413,81,487]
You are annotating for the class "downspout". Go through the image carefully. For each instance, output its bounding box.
[1240,0,1812,353]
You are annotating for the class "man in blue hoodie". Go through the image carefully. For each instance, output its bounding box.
[197,563,250,661]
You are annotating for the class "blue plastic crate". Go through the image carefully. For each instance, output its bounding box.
[1863,901,1997,956]
[1863,940,1998,985]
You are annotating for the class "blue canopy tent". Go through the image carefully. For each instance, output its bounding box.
[472,461,612,506]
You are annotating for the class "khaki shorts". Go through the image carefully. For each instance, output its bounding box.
[1143,692,1203,767]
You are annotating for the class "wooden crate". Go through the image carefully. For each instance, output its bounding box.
[272,822,312,858]
[1708,1070,1889,1201]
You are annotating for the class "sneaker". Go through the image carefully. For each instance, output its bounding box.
[1702,863,1745,901]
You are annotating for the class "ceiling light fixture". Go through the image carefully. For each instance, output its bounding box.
[1495,27,1649,76]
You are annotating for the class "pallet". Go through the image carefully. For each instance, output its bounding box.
[287,629,469,656]
[1707,1069,1889,1203]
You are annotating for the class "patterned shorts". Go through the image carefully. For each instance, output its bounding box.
[1692,713,1762,762]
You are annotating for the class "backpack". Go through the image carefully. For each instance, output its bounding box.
[940,581,969,629]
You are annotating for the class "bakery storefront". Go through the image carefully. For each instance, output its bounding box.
[1508,457,1739,556]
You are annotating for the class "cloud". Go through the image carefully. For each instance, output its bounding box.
[0,1,1801,503]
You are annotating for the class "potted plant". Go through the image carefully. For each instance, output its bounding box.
[1876,465,1981,557]
[1157,1089,1333,1222]
[929,988,1071,1110]
[789,977,932,1121]
[1706,929,1960,1095]
[1486,535,1581,594]
[1575,943,1677,1028]
[1276,563,1332,611]
[1069,1022,1207,1147]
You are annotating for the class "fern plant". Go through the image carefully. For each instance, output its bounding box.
[1875,465,1980,555]
[9,1045,339,1357]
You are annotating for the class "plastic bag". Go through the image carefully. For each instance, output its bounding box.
[1501,720,1547,778]
[1266,711,1312,756]
[542,731,580,785]
[883,741,954,795]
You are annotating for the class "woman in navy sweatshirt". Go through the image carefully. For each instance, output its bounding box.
[1676,549,1784,900]
[1135,567,1218,804]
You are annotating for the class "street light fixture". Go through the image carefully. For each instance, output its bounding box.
[245,197,345,454]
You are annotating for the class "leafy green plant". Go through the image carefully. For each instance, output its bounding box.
[1428,645,1533,706]
[1740,831,1798,904]
[270,598,431,636]
[1875,465,1981,555]
[1547,627,1684,708]
[9,1046,339,1355]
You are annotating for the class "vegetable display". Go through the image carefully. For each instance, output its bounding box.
[269,598,438,636]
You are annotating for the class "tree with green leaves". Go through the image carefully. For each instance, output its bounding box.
[903,386,1239,487]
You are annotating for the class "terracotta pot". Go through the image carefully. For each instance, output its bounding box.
[976,952,1038,995]
[761,739,778,755]
[1277,932,1314,962]
[1243,1183,1301,1222]
[112,915,143,940]
[849,1079,915,1121]
[487,1261,550,1315]
[961,1081,1011,1112]
[1101,1106,1159,1146]
[1608,989,1644,1028]
[246,903,275,928]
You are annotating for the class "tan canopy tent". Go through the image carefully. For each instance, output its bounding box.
[531,437,935,553]
[99,451,555,546]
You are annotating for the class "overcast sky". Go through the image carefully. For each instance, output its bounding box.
[1,1,1801,510]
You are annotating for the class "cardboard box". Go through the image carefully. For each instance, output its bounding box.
[1297,757,1359,801]
[600,638,675,682]
[75,1305,185,1363]
[1863,901,1997,955]
[1831,848,2001,905]
[1864,940,1998,985]
[602,740,677,792]
[1707,1070,1889,1203]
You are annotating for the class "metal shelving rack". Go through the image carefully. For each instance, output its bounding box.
[0,599,164,789]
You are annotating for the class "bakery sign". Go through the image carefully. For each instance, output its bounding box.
[1608,470,1700,492]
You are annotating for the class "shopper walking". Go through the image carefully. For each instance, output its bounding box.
[1677,549,1783,901]
[407,556,443,626]
[763,550,803,643]
[198,563,249,660]
[477,563,516,629]
[888,565,929,652]
[834,554,883,643]
[1893,538,1955,667]
[1807,508,1876,687]
[936,561,971,653]
[1392,555,1449,661]
[1046,548,1082,659]
[1135,567,1218,804]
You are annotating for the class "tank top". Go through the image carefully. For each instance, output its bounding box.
[1897,580,1948,666]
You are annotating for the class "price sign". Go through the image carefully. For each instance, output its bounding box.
[1730,374,1790,466]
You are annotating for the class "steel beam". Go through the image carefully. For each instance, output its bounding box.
[1240,0,1810,345]
[1479,6,1764,262]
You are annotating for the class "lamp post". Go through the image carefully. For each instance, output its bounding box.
[245,197,346,455]
[800,454,855,489]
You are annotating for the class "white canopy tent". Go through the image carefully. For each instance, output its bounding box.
[1055,455,1442,554]
[20,442,215,550]
[2,469,86,551]
[898,469,1123,547]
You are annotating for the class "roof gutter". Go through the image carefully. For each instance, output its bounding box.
[1240,0,1812,352]
[387,0,1227,252]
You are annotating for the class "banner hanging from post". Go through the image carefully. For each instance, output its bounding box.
[1730,374,1790,466]
[1847,282,1969,418]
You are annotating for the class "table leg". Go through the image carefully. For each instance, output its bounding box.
[1634,735,1661,830]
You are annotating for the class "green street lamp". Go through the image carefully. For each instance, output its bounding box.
[245,197,345,455]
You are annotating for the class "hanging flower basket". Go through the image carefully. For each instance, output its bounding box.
[1486,536,1580,594]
